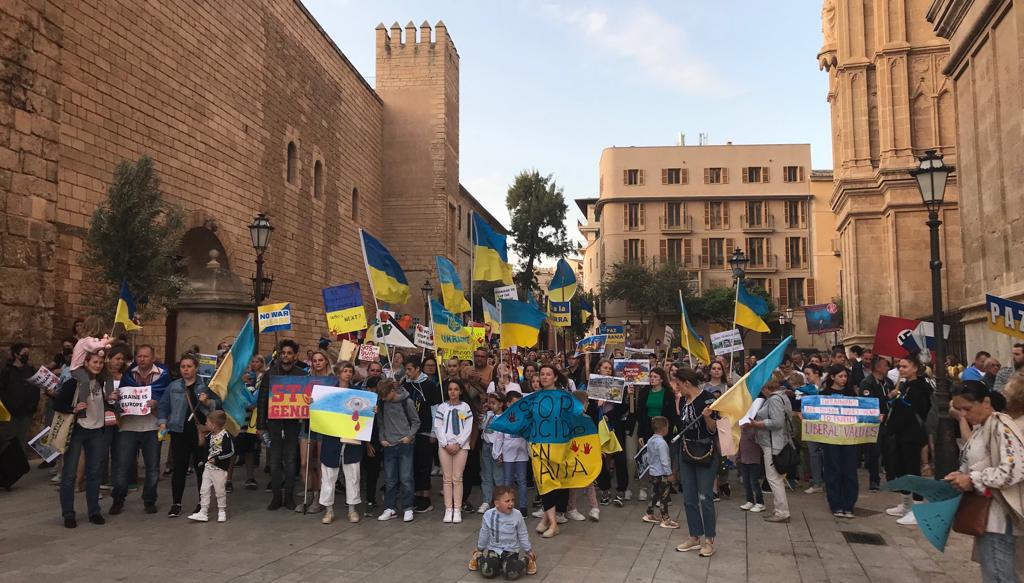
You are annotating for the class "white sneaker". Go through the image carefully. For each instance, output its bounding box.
[638,488,648,501]
[453,510,462,524]
[739,502,754,511]
[377,508,398,521]
[588,508,600,522]
[623,489,632,501]
[897,510,918,525]
[531,508,545,518]
[443,508,454,523]
[403,509,414,522]
[555,513,568,524]
[217,510,226,523]
[187,512,208,522]
[566,509,586,521]
[477,502,490,514]
[804,486,823,494]
[885,503,909,517]
[749,503,766,513]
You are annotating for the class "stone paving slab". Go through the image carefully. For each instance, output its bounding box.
[0,465,981,583]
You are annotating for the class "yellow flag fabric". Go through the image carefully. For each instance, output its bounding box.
[598,418,622,454]
[679,291,711,364]
[0,398,10,422]
[735,281,770,332]
[710,336,792,444]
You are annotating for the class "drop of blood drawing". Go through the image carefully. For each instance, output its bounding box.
[352,410,361,432]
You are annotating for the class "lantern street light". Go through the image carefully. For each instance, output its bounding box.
[909,149,955,478]
[249,213,274,351]
[421,278,434,327]
[728,248,749,282]
[777,307,795,339]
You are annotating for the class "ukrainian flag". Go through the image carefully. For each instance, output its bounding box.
[679,291,711,364]
[430,297,472,351]
[710,336,792,444]
[481,298,501,328]
[735,280,771,333]
[499,299,546,349]
[579,297,593,323]
[547,258,577,302]
[472,213,513,284]
[435,256,471,314]
[360,230,410,305]
[114,279,142,331]
[208,317,258,436]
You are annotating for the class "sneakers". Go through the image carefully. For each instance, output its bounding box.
[225,481,233,494]
[99,483,112,491]
[804,486,823,494]
[675,538,702,552]
[531,508,545,518]
[566,509,586,521]
[555,513,568,524]
[749,503,765,513]
[217,510,226,523]
[461,502,475,513]
[641,513,660,524]
[712,491,721,503]
[720,483,731,498]
[403,509,415,522]
[378,508,398,521]
[477,502,490,514]
[739,502,754,511]
[869,483,880,493]
[842,511,855,519]
[764,512,791,523]
[588,508,600,522]
[244,478,258,490]
[623,489,632,501]
[307,499,323,514]
[698,541,715,557]
[660,518,680,529]
[638,488,648,501]
[612,495,624,507]
[413,498,433,513]
[833,511,845,518]
[348,510,360,523]
[88,514,105,525]
[322,508,335,524]
[167,504,182,518]
[453,510,462,524]
[599,494,611,506]
[187,511,209,522]
[443,508,454,523]
[885,503,909,517]
[897,510,918,525]
[364,502,378,517]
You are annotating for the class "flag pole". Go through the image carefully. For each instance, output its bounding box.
[358,229,391,371]
[469,212,475,323]
[679,290,695,369]
[729,280,740,381]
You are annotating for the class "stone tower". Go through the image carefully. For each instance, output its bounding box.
[819,0,964,348]
[375,21,460,310]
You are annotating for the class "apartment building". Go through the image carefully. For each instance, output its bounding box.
[578,143,838,350]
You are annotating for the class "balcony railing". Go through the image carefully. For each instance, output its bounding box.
[660,215,693,233]
[699,255,727,270]
[740,214,775,232]
[746,254,778,273]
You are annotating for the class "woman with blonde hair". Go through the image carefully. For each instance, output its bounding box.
[297,349,335,514]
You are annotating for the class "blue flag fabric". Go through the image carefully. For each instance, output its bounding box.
[207,317,257,436]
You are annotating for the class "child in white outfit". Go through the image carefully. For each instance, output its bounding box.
[189,410,234,523]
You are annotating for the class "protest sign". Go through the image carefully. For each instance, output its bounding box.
[27,366,59,393]
[357,344,380,364]
[369,310,415,348]
[586,374,624,403]
[987,293,1024,340]
[548,301,570,327]
[309,386,377,441]
[804,302,842,334]
[118,385,152,416]
[28,426,61,463]
[624,347,655,357]
[197,354,218,380]
[338,339,358,362]
[613,359,650,385]
[494,285,518,301]
[710,329,744,356]
[574,334,607,356]
[414,324,434,350]
[603,325,625,345]
[268,375,337,419]
[800,395,881,445]
[663,325,676,349]
[634,443,650,479]
[470,326,487,348]
[442,346,474,361]
[323,283,368,335]
[257,302,292,333]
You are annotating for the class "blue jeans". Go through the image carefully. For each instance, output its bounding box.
[502,460,529,510]
[739,463,763,505]
[678,449,720,538]
[822,444,859,513]
[806,441,824,487]
[977,527,1016,583]
[112,430,160,505]
[382,442,414,511]
[59,426,110,518]
[480,442,505,505]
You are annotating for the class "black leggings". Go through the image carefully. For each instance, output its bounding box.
[362,449,381,504]
[541,488,569,512]
[480,550,527,580]
[170,423,208,505]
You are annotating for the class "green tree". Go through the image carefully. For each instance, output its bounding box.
[506,170,574,293]
[600,260,699,341]
[568,288,598,340]
[86,156,186,320]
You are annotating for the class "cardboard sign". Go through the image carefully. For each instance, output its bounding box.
[603,325,625,345]
[987,293,1024,340]
[370,310,415,348]
[586,374,624,403]
[338,339,358,362]
[357,344,380,364]
[309,386,377,441]
[414,324,435,350]
[574,334,607,356]
[710,329,744,356]
[613,359,650,385]
[494,285,518,301]
[800,395,881,445]
[548,301,571,327]
[258,302,292,333]
[28,426,61,463]
[323,283,368,335]
[118,385,152,416]
[268,375,337,419]
[27,366,60,392]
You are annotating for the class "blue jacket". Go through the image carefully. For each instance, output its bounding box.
[157,376,220,433]
[120,363,172,402]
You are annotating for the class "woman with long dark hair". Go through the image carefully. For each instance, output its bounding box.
[820,365,859,518]
[533,364,570,538]
[671,367,720,557]
[883,355,933,526]
[634,367,673,502]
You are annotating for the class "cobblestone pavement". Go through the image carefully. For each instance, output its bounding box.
[0,464,980,583]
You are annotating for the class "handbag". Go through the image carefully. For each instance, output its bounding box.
[769,396,799,472]
[952,491,991,536]
[43,382,80,454]
[681,437,714,465]
[184,387,207,447]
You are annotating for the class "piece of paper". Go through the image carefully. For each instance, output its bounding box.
[587,374,624,403]
[738,397,765,426]
[27,366,59,393]
[28,426,61,463]
[118,385,152,416]
[309,386,377,441]
[357,344,380,364]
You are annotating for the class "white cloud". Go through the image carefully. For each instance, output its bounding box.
[539,2,730,97]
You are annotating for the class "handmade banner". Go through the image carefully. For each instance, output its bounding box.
[470,326,487,348]
[804,302,842,334]
[268,375,337,419]
[662,325,676,349]
[586,374,624,403]
[309,386,377,441]
[548,301,571,327]
[710,329,744,356]
[987,293,1024,341]
[800,395,881,445]
[28,426,61,463]
[338,339,358,362]
[414,324,435,350]
[574,334,607,356]
[603,325,625,345]
[357,344,380,364]
[27,366,59,393]
[613,359,650,385]
[494,285,518,301]
[257,302,292,333]
[369,310,415,348]
[441,346,474,361]
[490,389,601,494]
[323,283,368,336]
[118,385,152,416]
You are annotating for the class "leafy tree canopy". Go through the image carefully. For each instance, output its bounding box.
[506,170,574,293]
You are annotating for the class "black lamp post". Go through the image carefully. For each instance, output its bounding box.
[249,213,274,351]
[728,248,749,282]
[778,307,795,339]
[910,149,955,478]
[421,278,434,326]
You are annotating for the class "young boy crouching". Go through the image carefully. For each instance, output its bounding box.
[469,486,537,580]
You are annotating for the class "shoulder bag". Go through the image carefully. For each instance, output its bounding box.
[770,396,799,472]
[679,395,714,465]
[952,491,991,536]
[184,386,207,447]
[43,381,80,454]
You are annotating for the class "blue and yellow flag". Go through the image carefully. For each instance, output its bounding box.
[114,280,142,331]
[481,298,501,328]
[472,213,513,284]
[360,229,410,305]
[490,389,601,494]
[735,280,770,333]
[710,336,792,444]
[579,297,593,322]
[679,290,711,364]
[435,256,471,314]
[208,317,258,436]
[547,258,577,302]
[430,297,472,352]
[499,299,546,349]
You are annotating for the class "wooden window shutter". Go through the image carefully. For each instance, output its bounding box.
[783,200,791,226]
[806,279,816,305]
[799,166,805,182]
[722,168,729,184]
[802,237,808,267]
[742,167,749,183]
[638,169,645,186]
[639,203,646,229]
[661,168,668,184]
[762,166,770,183]
[722,202,730,228]
[623,169,628,185]
[779,279,789,308]
[684,239,692,261]
[799,201,807,228]
[701,238,709,265]
[725,238,735,268]
[764,278,772,297]
[703,168,710,184]
[659,239,667,263]
[623,205,629,230]
[766,238,772,263]
[623,240,629,261]
[640,240,646,263]
[704,202,710,228]
[681,168,688,184]
[785,239,792,269]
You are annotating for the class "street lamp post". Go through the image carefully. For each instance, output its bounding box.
[728,248,750,376]
[778,307,795,340]
[421,278,434,327]
[909,149,955,478]
[249,213,274,353]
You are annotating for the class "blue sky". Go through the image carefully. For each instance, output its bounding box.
[304,0,831,244]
